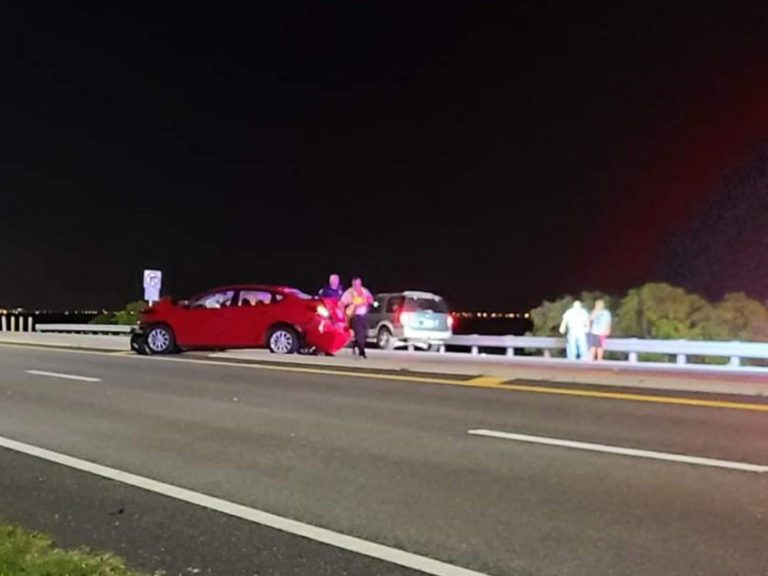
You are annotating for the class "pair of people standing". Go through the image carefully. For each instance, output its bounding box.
[559,299,612,361]
[319,274,373,358]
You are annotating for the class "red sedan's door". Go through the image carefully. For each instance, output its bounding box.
[173,289,239,348]
[227,289,279,347]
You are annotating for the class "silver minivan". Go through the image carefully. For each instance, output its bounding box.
[366,291,453,349]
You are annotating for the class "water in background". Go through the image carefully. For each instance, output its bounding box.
[1,312,97,329]
[452,317,532,336]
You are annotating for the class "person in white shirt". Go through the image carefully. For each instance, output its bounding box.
[559,300,590,360]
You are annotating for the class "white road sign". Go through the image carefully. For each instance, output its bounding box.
[143,269,162,303]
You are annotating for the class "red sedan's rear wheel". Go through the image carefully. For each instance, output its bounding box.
[268,326,299,354]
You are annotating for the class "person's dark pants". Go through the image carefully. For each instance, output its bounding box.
[350,315,367,357]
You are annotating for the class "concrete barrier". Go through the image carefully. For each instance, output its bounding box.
[0,315,35,333]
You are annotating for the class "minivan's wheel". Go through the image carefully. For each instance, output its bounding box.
[145,325,176,355]
[268,326,299,354]
[377,326,394,350]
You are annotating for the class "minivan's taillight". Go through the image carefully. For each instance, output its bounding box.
[399,311,412,326]
[447,314,454,328]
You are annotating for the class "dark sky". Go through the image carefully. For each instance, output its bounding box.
[2,3,768,310]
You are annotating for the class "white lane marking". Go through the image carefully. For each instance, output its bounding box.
[25,370,101,383]
[0,435,490,576]
[467,429,768,474]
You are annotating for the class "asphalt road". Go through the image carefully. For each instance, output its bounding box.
[0,343,767,575]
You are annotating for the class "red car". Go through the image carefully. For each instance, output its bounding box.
[130,285,350,355]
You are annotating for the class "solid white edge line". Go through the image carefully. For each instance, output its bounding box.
[25,370,102,383]
[467,429,768,474]
[0,435,490,576]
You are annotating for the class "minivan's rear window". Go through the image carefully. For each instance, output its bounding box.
[403,297,448,313]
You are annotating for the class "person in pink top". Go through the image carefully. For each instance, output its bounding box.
[340,277,374,358]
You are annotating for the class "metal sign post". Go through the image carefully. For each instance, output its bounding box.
[143,269,162,305]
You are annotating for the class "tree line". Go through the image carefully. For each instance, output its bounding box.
[530,282,768,342]
[90,301,146,325]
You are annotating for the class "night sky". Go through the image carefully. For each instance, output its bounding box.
[3,3,768,310]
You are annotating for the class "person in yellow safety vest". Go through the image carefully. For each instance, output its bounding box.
[340,277,374,358]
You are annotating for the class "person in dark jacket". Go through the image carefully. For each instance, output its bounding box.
[318,273,343,300]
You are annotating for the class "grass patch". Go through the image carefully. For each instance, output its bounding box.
[0,522,157,576]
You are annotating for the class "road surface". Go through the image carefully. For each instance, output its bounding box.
[0,342,767,575]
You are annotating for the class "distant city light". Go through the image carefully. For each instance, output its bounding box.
[451,310,532,320]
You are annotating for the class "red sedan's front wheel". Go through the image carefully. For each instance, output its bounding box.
[145,325,176,355]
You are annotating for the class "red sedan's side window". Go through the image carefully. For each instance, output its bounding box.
[238,291,272,307]
[190,290,235,309]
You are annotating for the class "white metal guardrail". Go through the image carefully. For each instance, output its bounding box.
[33,324,768,368]
[446,335,768,367]
[36,324,133,335]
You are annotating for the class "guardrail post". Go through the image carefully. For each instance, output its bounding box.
[506,347,515,357]
[1,315,5,332]
[10,316,15,332]
[27,317,33,333]
[729,356,741,367]
[628,351,638,363]
[407,343,414,352]
[543,350,551,358]
[676,354,686,365]
[439,344,446,354]
[471,346,479,356]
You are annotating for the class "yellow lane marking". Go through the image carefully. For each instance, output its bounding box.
[2,342,768,413]
[492,382,768,413]
[141,356,768,413]
[135,354,467,385]
[465,376,507,387]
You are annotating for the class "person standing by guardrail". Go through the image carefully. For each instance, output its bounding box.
[559,300,590,360]
[341,277,374,359]
[588,299,612,361]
